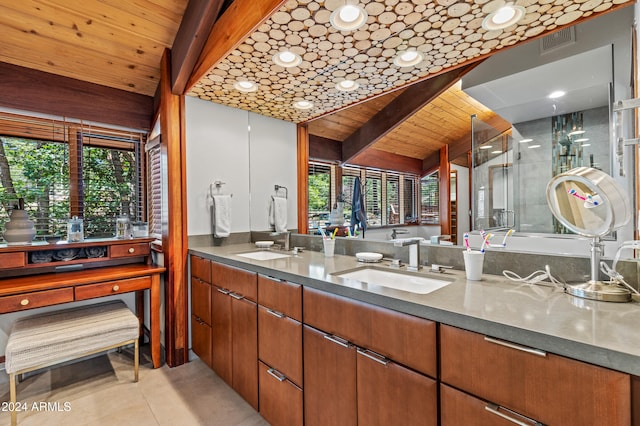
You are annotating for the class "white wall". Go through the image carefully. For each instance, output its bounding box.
[186,97,297,235]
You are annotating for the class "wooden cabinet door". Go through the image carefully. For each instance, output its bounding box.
[303,325,357,426]
[191,314,212,368]
[191,277,211,326]
[190,255,211,283]
[258,361,303,426]
[441,384,517,426]
[211,286,232,386]
[212,261,257,302]
[258,305,303,387]
[257,275,302,321]
[232,295,258,411]
[441,325,631,425]
[356,348,438,426]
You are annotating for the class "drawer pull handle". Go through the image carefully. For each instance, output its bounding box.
[267,368,286,382]
[484,336,547,357]
[323,334,350,348]
[128,247,135,254]
[485,403,545,426]
[112,285,120,292]
[266,309,285,319]
[20,299,29,306]
[217,288,230,295]
[357,348,390,365]
[229,293,244,300]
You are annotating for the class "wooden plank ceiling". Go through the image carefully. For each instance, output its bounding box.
[0,0,190,96]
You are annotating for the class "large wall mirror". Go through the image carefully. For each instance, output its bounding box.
[461,7,635,248]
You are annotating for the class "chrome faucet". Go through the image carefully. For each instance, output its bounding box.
[270,231,291,251]
[391,228,410,240]
[393,238,422,271]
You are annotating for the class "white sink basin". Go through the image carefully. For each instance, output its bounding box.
[334,266,451,295]
[236,250,291,261]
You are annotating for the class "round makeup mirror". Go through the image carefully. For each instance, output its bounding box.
[546,167,632,302]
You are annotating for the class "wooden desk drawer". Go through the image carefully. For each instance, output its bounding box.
[0,288,74,313]
[0,252,25,269]
[110,243,150,258]
[75,276,150,300]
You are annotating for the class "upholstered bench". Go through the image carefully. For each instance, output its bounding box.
[5,300,140,425]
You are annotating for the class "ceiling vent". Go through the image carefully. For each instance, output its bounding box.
[540,27,576,54]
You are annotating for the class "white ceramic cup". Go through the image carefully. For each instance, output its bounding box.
[462,250,484,280]
[323,239,335,257]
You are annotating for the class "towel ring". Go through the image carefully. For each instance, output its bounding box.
[211,181,233,198]
[274,184,288,199]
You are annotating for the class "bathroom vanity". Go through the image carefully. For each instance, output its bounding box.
[189,244,640,425]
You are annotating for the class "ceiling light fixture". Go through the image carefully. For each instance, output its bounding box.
[575,138,590,142]
[519,138,533,143]
[491,150,503,154]
[273,50,302,68]
[529,144,541,149]
[234,80,258,93]
[335,79,360,92]
[582,143,591,147]
[479,145,493,150]
[393,49,424,67]
[293,100,314,110]
[568,130,586,136]
[482,3,526,30]
[330,4,368,31]
[548,90,566,99]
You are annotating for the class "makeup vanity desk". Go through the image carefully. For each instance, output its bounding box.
[0,237,165,368]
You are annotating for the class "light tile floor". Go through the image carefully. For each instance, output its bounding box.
[0,348,268,425]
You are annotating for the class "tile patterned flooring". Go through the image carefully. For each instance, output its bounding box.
[0,348,268,425]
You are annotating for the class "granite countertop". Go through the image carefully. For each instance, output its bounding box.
[190,243,640,376]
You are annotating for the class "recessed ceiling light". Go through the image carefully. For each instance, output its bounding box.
[335,79,360,92]
[234,80,258,92]
[568,130,586,136]
[293,100,314,110]
[330,4,368,31]
[548,90,566,99]
[482,3,525,30]
[529,144,541,149]
[273,50,302,68]
[519,138,533,143]
[575,138,590,142]
[479,145,493,150]
[393,49,424,67]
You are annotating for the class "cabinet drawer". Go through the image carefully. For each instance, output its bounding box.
[258,275,302,321]
[191,277,211,325]
[75,276,150,300]
[190,255,211,283]
[0,252,25,269]
[259,361,303,426]
[303,287,436,377]
[192,314,212,368]
[110,242,150,258]
[440,325,631,425]
[258,305,303,387]
[212,262,257,302]
[441,384,518,426]
[0,288,74,313]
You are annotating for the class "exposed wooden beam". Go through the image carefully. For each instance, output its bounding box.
[309,134,341,162]
[341,63,478,164]
[0,62,152,130]
[186,0,286,92]
[350,148,423,176]
[171,0,225,95]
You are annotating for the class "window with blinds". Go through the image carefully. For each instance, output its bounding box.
[341,167,360,226]
[404,177,417,223]
[0,112,147,239]
[365,171,382,226]
[421,171,440,224]
[308,161,331,231]
[386,174,400,225]
[146,136,162,238]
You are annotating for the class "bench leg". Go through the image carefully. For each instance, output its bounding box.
[134,338,139,383]
[9,372,17,426]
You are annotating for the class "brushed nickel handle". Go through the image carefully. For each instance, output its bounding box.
[267,368,286,382]
[229,292,244,300]
[323,334,350,348]
[266,308,285,319]
[217,288,230,295]
[357,348,390,365]
[484,336,547,357]
[112,285,120,292]
[485,404,545,426]
[128,247,135,253]
[20,299,29,306]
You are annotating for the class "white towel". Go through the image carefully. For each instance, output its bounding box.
[269,196,287,232]
[212,195,231,238]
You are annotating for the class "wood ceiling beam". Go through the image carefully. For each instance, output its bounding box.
[171,0,226,95]
[186,0,286,92]
[309,134,342,162]
[341,63,479,164]
[350,149,423,176]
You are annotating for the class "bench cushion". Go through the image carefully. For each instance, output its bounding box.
[5,300,139,374]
